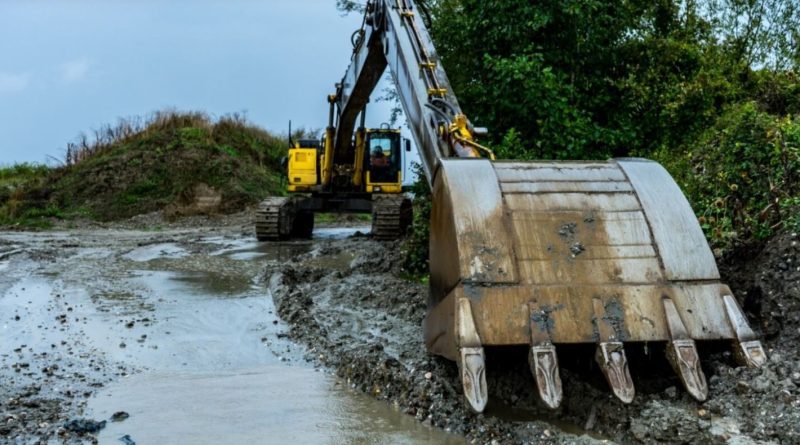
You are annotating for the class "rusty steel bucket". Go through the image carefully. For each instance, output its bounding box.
[423,158,766,412]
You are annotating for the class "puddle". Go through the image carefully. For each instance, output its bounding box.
[81,270,293,370]
[157,270,255,296]
[308,250,357,272]
[89,366,463,445]
[2,230,468,444]
[83,261,463,444]
[123,243,188,262]
[314,226,371,240]
[211,238,311,262]
[0,279,66,354]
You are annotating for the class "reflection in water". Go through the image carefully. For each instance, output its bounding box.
[212,240,311,262]
[313,226,371,240]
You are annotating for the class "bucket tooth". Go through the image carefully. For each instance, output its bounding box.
[455,297,487,413]
[528,344,563,409]
[734,340,768,368]
[527,303,562,409]
[458,346,487,413]
[595,342,635,404]
[722,294,767,368]
[666,339,708,402]
[663,298,708,401]
[591,298,634,403]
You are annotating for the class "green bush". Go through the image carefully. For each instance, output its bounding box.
[656,102,800,252]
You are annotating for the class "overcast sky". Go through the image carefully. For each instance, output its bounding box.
[0,0,406,165]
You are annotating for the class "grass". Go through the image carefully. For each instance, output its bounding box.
[0,110,294,227]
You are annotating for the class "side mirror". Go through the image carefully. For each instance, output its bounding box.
[405,140,412,152]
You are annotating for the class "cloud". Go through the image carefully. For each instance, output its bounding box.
[0,72,30,93]
[60,58,91,83]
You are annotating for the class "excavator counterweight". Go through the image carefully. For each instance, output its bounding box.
[264,0,767,412]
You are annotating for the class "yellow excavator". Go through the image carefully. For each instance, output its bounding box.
[257,0,767,413]
[255,115,412,240]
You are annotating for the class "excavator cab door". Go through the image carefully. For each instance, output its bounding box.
[365,129,402,192]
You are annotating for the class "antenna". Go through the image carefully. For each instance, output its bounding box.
[288,120,294,147]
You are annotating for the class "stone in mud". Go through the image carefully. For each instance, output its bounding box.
[63,418,107,434]
[111,411,130,422]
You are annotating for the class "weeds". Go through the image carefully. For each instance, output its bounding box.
[1,110,292,226]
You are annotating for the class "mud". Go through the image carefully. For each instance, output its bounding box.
[267,229,800,444]
[0,218,461,444]
[3,213,799,444]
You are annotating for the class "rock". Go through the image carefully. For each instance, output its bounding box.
[751,375,770,393]
[63,418,107,434]
[736,380,751,394]
[709,417,741,439]
[110,411,129,422]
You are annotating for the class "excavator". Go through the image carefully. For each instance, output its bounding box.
[254,109,413,240]
[257,0,768,413]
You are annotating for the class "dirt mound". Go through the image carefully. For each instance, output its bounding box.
[266,232,800,444]
[1,111,287,225]
[721,230,800,348]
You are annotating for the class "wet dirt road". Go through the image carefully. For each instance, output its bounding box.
[3,219,799,445]
[0,226,463,444]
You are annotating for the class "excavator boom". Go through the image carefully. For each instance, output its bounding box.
[328,0,766,412]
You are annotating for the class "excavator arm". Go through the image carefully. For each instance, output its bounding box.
[327,0,767,413]
[329,0,484,185]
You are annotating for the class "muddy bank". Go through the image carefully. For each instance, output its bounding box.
[267,231,800,444]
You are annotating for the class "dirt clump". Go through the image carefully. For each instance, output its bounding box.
[163,182,223,219]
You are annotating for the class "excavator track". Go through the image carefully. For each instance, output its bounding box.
[254,197,295,241]
[371,195,412,240]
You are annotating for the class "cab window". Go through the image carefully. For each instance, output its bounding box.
[369,136,394,168]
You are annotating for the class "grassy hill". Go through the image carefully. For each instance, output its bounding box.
[0,111,291,227]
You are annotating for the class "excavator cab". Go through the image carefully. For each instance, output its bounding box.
[365,128,402,193]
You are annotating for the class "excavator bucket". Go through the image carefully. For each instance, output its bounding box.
[423,158,767,412]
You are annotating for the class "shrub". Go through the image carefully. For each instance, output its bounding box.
[657,102,800,252]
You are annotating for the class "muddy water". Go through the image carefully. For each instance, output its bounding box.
[91,368,457,444]
[0,228,463,444]
[86,264,460,444]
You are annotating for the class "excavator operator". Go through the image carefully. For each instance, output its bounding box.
[370,146,388,167]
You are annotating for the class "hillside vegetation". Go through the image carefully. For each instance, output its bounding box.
[0,111,289,227]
